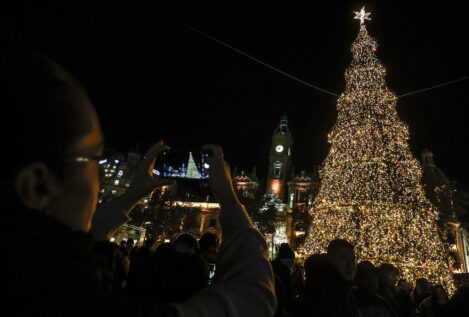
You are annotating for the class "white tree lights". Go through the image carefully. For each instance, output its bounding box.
[302,8,455,292]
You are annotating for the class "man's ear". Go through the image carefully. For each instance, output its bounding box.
[14,163,60,211]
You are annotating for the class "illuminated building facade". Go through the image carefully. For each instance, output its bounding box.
[232,169,260,199]
[287,170,319,212]
[98,149,144,205]
[110,224,146,247]
[149,179,221,241]
[421,150,469,282]
[286,170,320,250]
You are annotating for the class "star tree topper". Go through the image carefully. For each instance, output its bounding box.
[354,6,371,25]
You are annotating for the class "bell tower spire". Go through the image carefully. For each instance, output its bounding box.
[266,115,293,199]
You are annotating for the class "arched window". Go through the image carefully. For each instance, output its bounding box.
[295,223,306,237]
[273,161,283,178]
[296,188,306,202]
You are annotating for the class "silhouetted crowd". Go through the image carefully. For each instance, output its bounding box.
[2,50,469,316]
[272,241,469,317]
[110,232,218,302]
[92,233,469,317]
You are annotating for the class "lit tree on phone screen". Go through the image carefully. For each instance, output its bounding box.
[186,152,201,179]
[302,7,454,292]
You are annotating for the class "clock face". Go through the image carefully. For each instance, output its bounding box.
[275,145,284,153]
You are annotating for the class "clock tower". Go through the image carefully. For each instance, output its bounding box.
[266,115,293,200]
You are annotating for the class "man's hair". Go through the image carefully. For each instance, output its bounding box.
[398,278,407,284]
[354,260,378,290]
[378,263,400,276]
[277,243,295,259]
[327,239,354,255]
[174,233,199,252]
[1,49,91,205]
[356,260,377,275]
[198,232,218,253]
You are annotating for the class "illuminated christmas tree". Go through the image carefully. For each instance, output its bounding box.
[186,152,201,179]
[302,7,454,291]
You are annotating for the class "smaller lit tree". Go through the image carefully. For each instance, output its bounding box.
[146,187,186,241]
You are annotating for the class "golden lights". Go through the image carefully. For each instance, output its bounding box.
[302,19,455,293]
[271,179,282,196]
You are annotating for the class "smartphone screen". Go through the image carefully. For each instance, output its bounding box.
[153,150,209,179]
[207,262,216,285]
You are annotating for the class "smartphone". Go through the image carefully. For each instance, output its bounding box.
[153,149,210,180]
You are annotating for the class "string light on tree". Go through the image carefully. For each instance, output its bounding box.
[302,7,455,293]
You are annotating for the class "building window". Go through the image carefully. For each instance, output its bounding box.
[295,223,306,237]
[273,161,283,179]
[296,189,305,202]
[274,167,281,178]
[117,170,123,178]
[111,190,117,194]
[114,180,119,185]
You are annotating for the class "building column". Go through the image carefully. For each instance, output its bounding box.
[286,213,293,247]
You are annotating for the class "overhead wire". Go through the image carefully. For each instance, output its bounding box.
[170,18,468,100]
[397,77,469,98]
[171,18,339,97]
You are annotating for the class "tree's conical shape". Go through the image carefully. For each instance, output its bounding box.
[186,152,201,179]
[302,23,454,292]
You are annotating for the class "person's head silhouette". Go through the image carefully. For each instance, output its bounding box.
[2,50,104,232]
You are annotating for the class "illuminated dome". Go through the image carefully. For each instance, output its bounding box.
[421,149,450,203]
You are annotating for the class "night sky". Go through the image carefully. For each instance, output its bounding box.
[3,2,468,187]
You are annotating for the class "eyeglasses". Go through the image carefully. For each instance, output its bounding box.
[47,155,104,163]
[58,156,104,163]
[48,156,106,182]
[47,156,105,178]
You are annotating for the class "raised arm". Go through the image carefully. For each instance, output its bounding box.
[90,140,174,240]
[170,145,276,317]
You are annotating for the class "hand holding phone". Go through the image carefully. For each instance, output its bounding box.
[201,145,239,207]
[114,140,174,214]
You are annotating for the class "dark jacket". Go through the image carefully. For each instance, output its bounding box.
[354,289,396,317]
[378,284,412,317]
[272,259,293,299]
[2,207,164,316]
[300,254,358,317]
